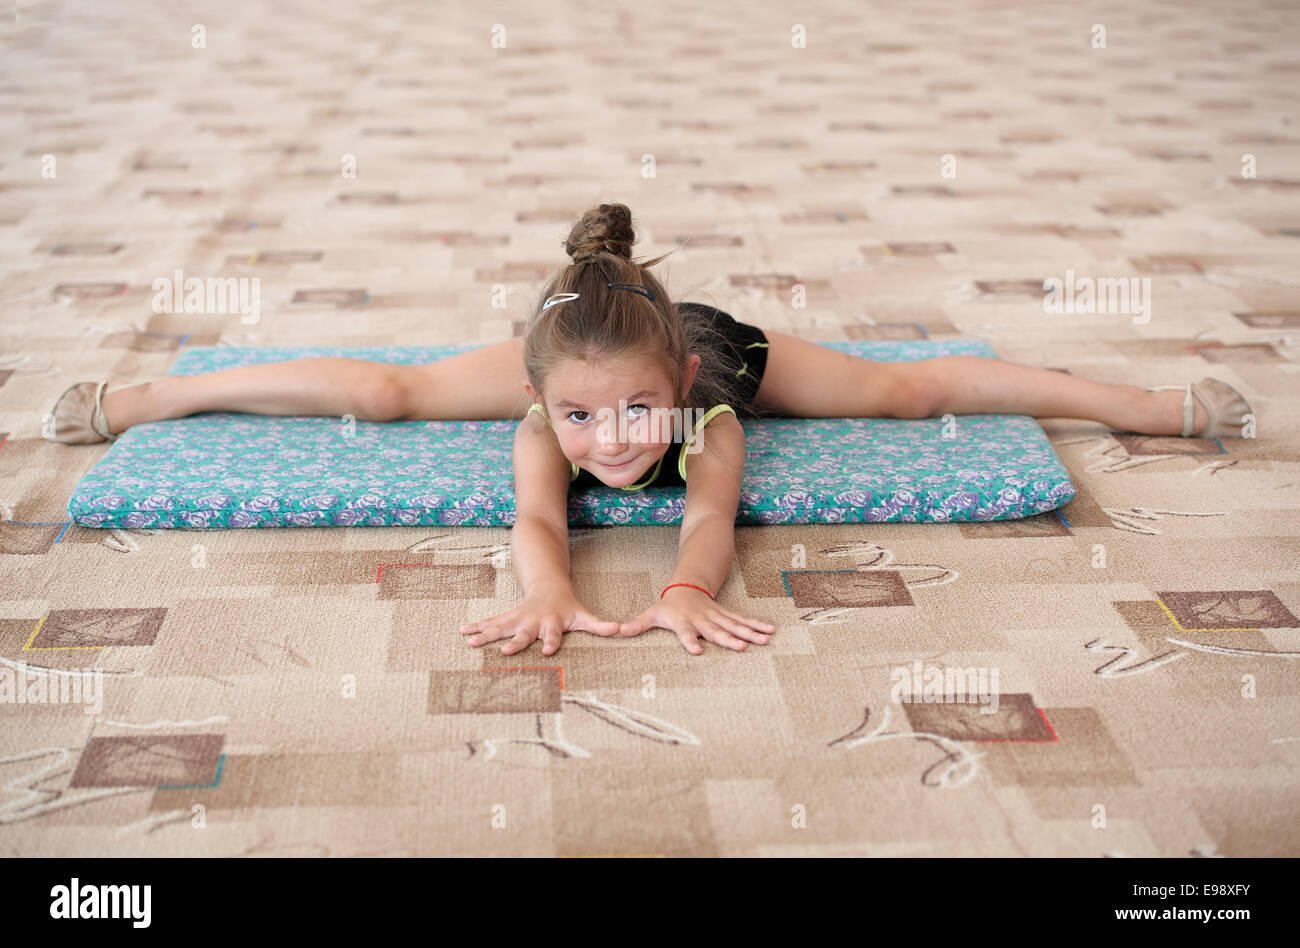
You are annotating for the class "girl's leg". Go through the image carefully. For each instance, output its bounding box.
[752,331,1204,435]
[100,338,534,433]
[752,330,936,418]
[100,357,415,434]
[400,336,534,421]
[905,355,1205,435]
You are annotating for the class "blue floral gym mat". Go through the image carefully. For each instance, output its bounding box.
[66,339,1076,529]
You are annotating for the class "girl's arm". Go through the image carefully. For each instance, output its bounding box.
[510,411,576,595]
[619,413,776,653]
[667,412,747,596]
[460,413,621,655]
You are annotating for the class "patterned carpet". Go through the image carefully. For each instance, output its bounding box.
[1,0,1298,856]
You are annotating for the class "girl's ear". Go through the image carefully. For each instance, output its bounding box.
[683,353,702,395]
[524,378,540,403]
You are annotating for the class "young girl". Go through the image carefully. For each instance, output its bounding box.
[45,202,1254,658]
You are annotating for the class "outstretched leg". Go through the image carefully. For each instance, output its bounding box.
[99,357,415,434]
[904,355,1207,435]
[99,338,533,434]
[399,336,534,421]
[752,330,936,418]
[753,331,1206,435]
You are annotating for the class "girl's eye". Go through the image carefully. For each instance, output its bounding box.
[566,404,651,424]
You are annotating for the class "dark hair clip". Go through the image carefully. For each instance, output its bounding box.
[607,282,655,302]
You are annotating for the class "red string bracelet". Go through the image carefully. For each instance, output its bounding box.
[661,581,715,600]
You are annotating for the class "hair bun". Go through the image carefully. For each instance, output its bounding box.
[565,202,635,263]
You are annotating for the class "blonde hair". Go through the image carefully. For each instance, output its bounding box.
[523,202,756,421]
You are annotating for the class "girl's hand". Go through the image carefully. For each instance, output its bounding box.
[459,585,622,657]
[619,587,776,655]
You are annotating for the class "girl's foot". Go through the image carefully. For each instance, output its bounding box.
[1144,378,1253,439]
[42,379,149,443]
[43,381,116,443]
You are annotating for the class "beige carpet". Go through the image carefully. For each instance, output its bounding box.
[1,0,1298,857]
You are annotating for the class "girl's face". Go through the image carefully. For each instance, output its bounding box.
[525,353,701,487]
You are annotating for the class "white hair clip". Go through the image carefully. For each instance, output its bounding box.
[542,293,580,311]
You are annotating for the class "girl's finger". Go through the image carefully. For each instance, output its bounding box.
[501,627,538,656]
[731,626,773,645]
[466,624,502,647]
[462,609,519,637]
[675,626,703,656]
[539,622,564,656]
[576,612,622,637]
[700,624,748,651]
[716,609,776,633]
[620,610,656,637]
[709,612,772,645]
